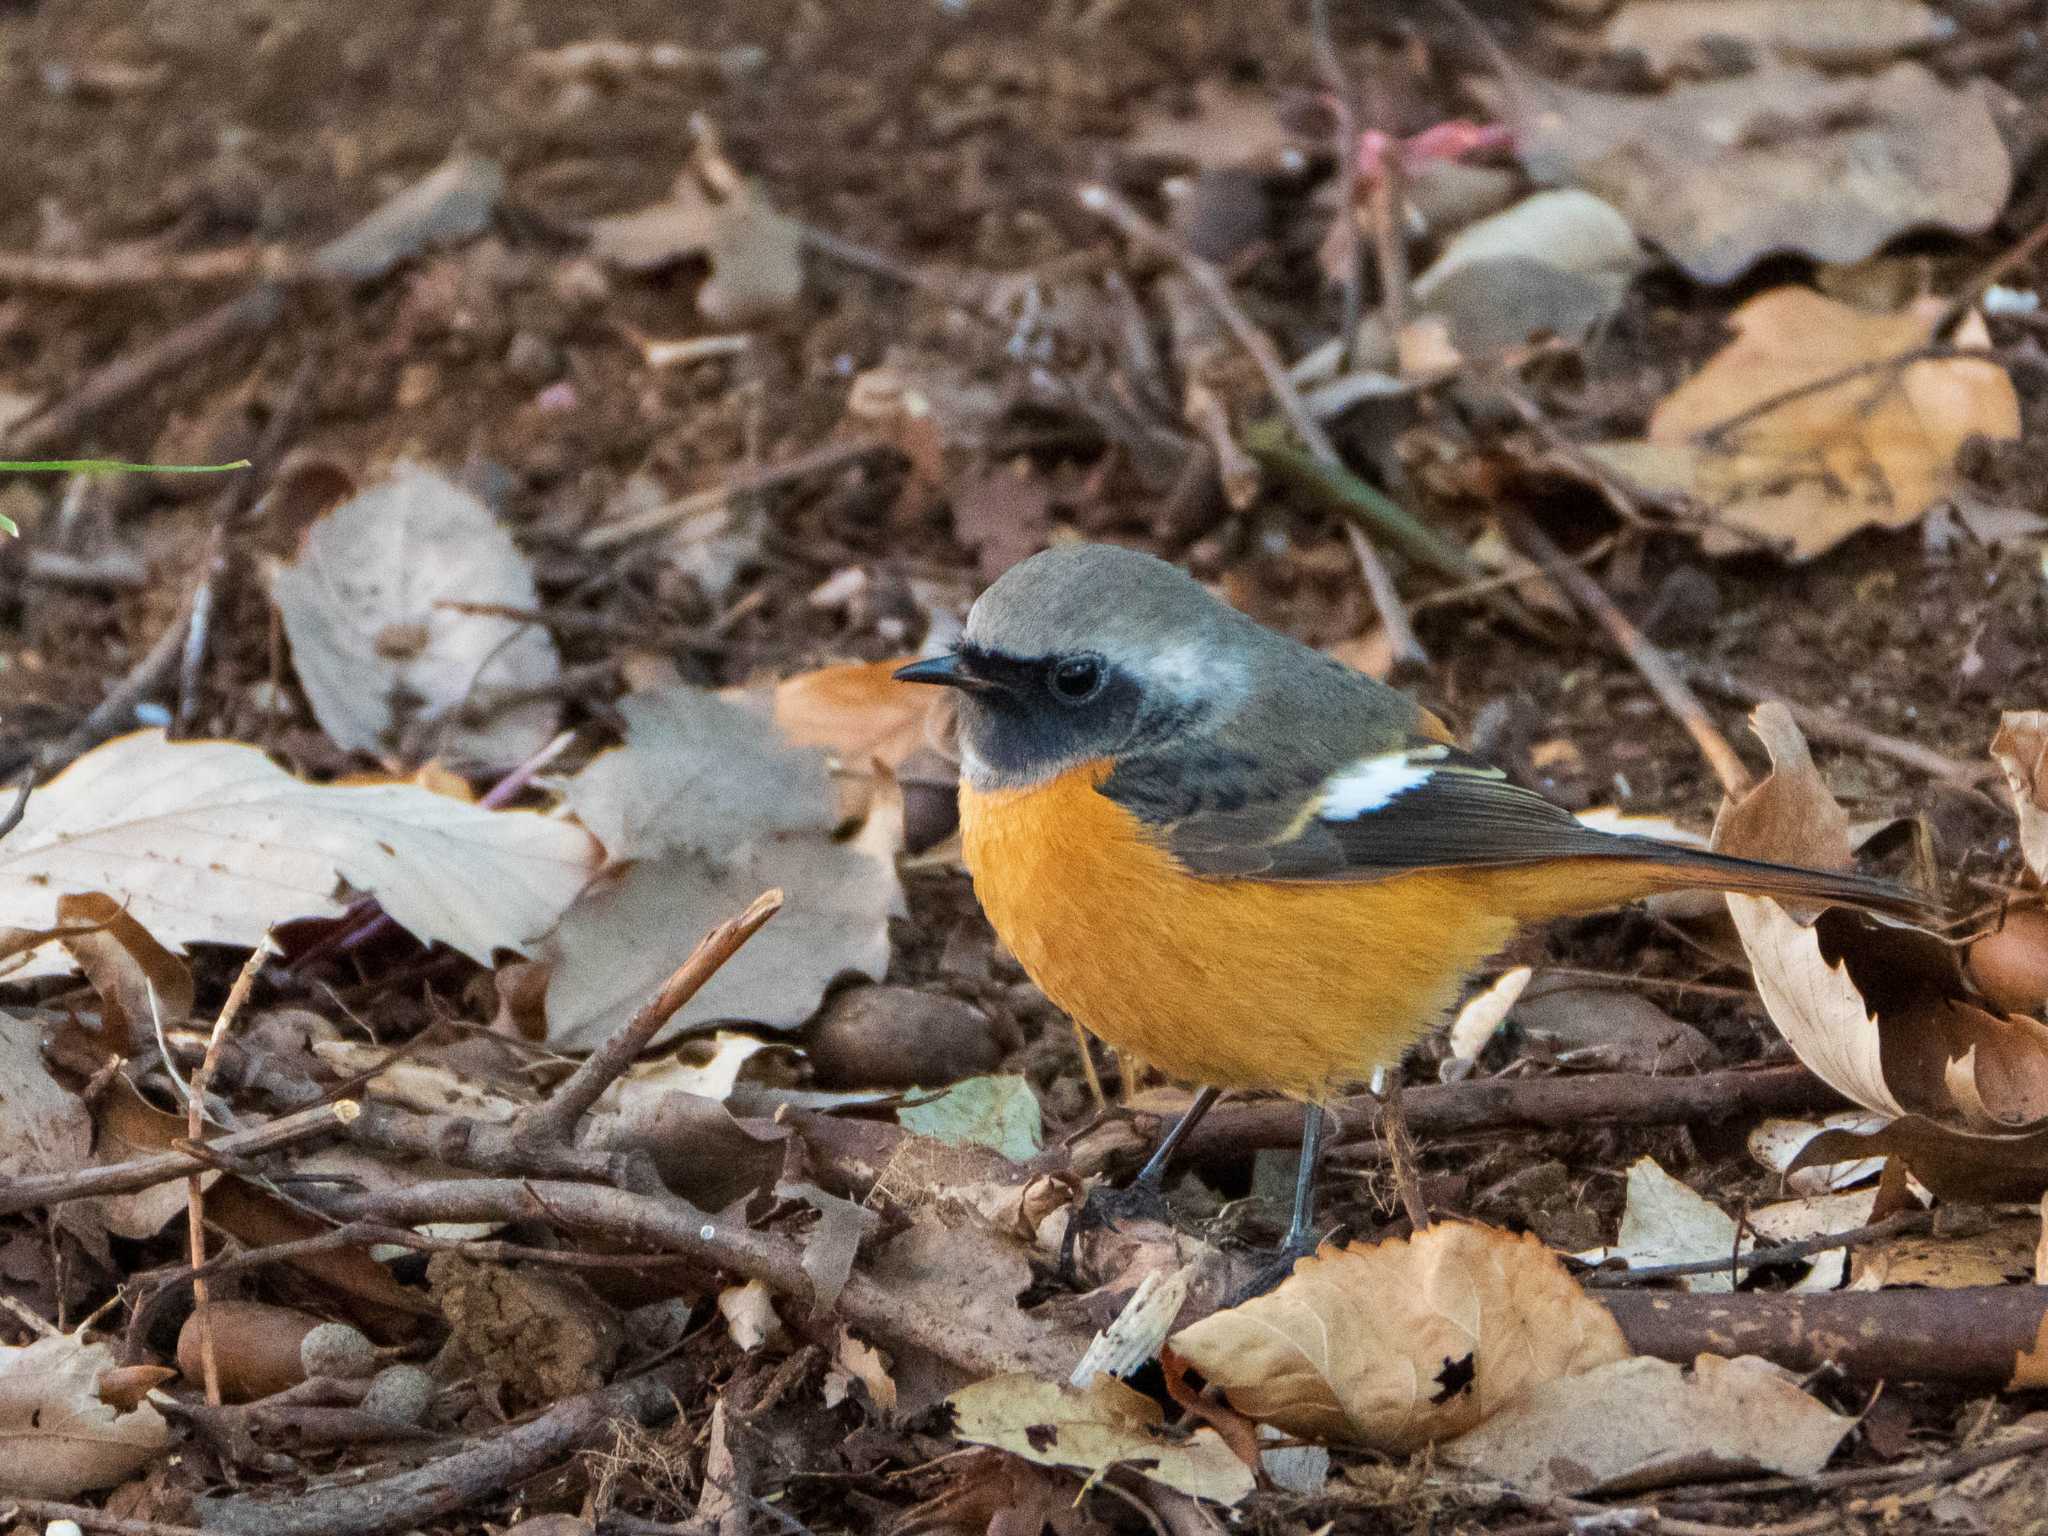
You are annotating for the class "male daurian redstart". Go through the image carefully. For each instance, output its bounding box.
[896,542,1935,1259]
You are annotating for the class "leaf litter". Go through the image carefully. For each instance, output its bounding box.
[7,1,2048,1530]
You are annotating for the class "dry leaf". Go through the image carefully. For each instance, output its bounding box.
[55,892,195,1053]
[545,688,898,1047]
[1747,1188,1879,1291]
[1991,712,2048,885]
[1576,1157,1747,1293]
[899,1074,1043,1162]
[1585,291,2019,560]
[1442,1354,1853,1495]
[1749,1112,1891,1194]
[0,1333,169,1497]
[1602,1,1953,76]
[718,1280,789,1353]
[0,1011,92,1224]
[1849,1216,2039,1289]
[0,732,597,976]
[1168,1222,1628,1451]
[1493,63,2009,284]
[268,462,562,771]
[826,1329,896,1413]
[1445,966,1531,1064]
[312,150,505,282]
[588,138,802,324]
[947,1373,1255,1506]
[1125,82,1298,171]
[90,1078,215,1242]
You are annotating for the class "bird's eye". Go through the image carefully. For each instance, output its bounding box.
[1048,654,1105,704]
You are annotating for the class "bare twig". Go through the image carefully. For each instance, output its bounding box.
[1672,657,1997,789]
[1934,205,2048,337]
[0,1499,205,1536]
[516,889,783,1146]
[1078,182,1426,665]
[1583,1208,1933,1285]
[1689,343,2000,447]
[177,356,319,733]
[1499,507,1752,797]
[192,1359,698,1536]
[183,943,268,1406]
[0,243,292,291]
[580,438,890,551]
[2,285,286,458]
[0,770,30,842]
[0,1100,356,1218]
[1307,0,1364,368]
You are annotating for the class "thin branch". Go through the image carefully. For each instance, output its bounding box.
[1078,181,1426,666]
[515,889,783,1145]
[579,438,890,552]
[1583,1209,1932,1285]
[1499,506,1752,797]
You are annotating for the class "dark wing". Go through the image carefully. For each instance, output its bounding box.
[1104,736,1639,882]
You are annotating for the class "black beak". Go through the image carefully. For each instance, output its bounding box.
[894,653,991,691]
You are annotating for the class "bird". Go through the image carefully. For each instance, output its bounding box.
[895,541,1937,1265]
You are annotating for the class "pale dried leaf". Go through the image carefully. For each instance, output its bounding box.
[589,175,802,323]
[1576,1157,1746,1293]
[1748,1188,1878,1290]
[1447,966,1531,1063]
[0,731,597,975]
[312,151,505,281]
[1749,1113,1891,1194]
[1495,64,2009,284]
[1586,292,2018,560]
[717,1280,788,1352]
[0,1334,169,1497]
[1168,1222,1628,1451]
[1850,1216,2039,1289]
[1442,1354,1853,1495]
[948,1373,1255,1506]
[268,462,561,771]
[1991,712,2048,885]
[562,687,835,862]
[1602,0,1953,75]
[1126,82,1297,171]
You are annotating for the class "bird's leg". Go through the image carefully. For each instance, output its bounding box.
[1060,1086,1222,1278]
[1378,1078,1431,1232]
[1277,1102,1328,1259]
[1224,1103,1329,1304]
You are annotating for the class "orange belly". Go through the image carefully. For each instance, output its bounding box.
[958,763,1537,1098]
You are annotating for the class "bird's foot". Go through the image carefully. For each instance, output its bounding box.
[1057,1177,1176,1281]
[1223,1224,1335,1307]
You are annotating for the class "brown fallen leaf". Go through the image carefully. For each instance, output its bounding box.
[1441,1354,1853,1496]
[1849,1215,2039,1289]
[1991,712,2048,886]
[1490,63,2009,285]
[1168,1221,1628,1451]
[55,892,195,1055]
[946,1373,1255,1506]
[0,1333,170,1497]
[1585,291,2019,560]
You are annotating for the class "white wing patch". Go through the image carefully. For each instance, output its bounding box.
[1318,751,1439,819]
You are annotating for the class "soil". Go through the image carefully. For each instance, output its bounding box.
[3,0,2047,1531]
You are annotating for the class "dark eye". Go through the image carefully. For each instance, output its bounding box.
[1048,654,1105,704]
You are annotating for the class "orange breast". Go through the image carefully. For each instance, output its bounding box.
[959,763,1531,1099]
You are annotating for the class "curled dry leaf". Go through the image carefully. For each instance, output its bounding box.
[1442,1354,1854,1497]
[545,687,898,1048]
[0,1333,169,1497]
[1168,1221,1628,1451]
[0,732,598,977]
[946,1373,1255,1506]
[1719,706,2048,1198]
[1491,63,2009,285]
[1585,291,2019,560]
[55,891,195,1054]
[268,462,562,771]
[1991,712,2048,886]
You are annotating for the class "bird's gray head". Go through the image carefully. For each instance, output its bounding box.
[895,543,1264,788]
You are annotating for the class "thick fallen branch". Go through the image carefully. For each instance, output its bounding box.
[1602,1284,2048,1387]
[193,1358,695,1536]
